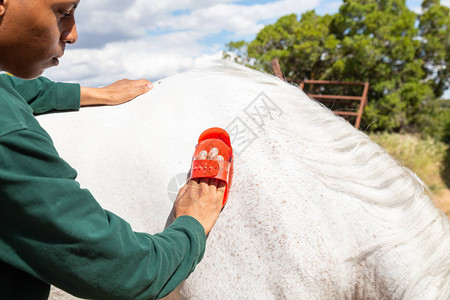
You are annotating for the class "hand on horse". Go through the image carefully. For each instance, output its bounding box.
[80,79,153,106]
[173,148,226,236]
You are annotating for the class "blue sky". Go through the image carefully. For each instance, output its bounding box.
[45,0,449,98]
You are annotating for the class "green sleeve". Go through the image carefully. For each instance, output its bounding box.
[0,128,206,300]
[0,74,80,114]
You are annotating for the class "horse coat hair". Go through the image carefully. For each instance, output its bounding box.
[39,60,450,300]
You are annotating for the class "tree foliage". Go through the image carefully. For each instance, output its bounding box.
[226,0,450,135]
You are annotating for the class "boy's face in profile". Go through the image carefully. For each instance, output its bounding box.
[0,0,79,79]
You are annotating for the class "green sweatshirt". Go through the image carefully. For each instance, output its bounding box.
[0,75,206,300]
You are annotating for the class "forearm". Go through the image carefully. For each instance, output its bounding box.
[80,86,111,106]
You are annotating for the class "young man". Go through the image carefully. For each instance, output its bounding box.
[0,0,225,299]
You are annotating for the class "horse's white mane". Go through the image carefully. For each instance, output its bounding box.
[43,59,449,299]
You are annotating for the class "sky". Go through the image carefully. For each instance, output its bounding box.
[44,0,450,98]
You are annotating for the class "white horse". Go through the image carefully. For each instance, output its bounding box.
[39,60,449,299]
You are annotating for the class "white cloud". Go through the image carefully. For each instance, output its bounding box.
[46,0,319,86]
[45,32,222,86]
[73,0,241,47]
[151,0,318,37]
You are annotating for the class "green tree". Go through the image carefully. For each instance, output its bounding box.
[418,0,450,97]
[329,0,435,131]
[247,12,338,80]
[227,0,450,135]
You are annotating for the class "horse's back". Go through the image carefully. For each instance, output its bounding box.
[40,60,449,299]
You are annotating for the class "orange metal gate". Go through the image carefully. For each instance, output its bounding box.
[271,58,369,129]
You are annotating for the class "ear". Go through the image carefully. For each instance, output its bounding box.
[0,0,9,17]
[0,0,5,17]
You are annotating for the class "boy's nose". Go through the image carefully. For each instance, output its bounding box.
[62,23,78,44]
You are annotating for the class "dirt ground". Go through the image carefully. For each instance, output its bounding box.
[434,188,450,218]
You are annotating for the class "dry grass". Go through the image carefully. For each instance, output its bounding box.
[368,133,450,217]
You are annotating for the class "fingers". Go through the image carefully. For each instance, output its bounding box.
[193,147,223,190]
[128,79,153,96]
[216,180,226,195]
[101,78,153,105]
[209,178,219,190]
[199,177,211,188]
[128,84,152,99]
[114,78,152,89]
[187,177,218,193]
[132,79,153,89]
[188,178,200,186]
